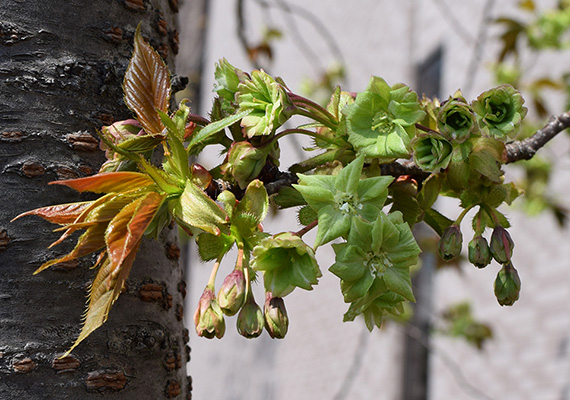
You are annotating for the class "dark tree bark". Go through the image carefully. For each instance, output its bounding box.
[0,1,196,398]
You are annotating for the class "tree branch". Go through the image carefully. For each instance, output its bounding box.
[505,111,570,163]
[211,111,570,200]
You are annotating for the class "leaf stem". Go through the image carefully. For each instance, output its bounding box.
[293,108,338,131]
[270,128,337,146]
[294,219,318,237]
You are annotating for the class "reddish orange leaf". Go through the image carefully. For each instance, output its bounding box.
[12,201,92,224]
[35,223,108,274]
[123,25,171,135]
[105,191,165,273]
[51,190,149,234]
[63,243,139,357]
[50,172,155,194]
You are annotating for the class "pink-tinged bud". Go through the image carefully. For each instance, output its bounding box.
[101,119,142,145]
[236,296,264,338]
[468,236,491,268]
[217,269,246,316]
[438,225,463,261]
[489,226,514,263]
[494,262,521,306]
[193,288,225,339]
[191,163,213,189]
[264,292,288,339]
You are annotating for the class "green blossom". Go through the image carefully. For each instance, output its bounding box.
[237,70,294,137]
[213,58,249,103]
[330,212,421,330]
[293,154,394,247]
[343,77,425,162]
[251,232,321,297]
[412,134,453,173]
[472,85,527,140]
[437,96,476,143]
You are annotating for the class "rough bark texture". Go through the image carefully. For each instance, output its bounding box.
[0,1,193,398]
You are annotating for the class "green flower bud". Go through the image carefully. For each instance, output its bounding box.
[217,269,246,316]
[222,141,280,189]
[438,225,463,261]
[494,262,521,306]
[489,226,514,263]
[237,296,265,338]
[264,292,289,339]
[193,288,225,339]
[472,85,527,140]
[412,134,453,172]
[237,70,294,137]
[437,97,476,143]
[468,236,492,268]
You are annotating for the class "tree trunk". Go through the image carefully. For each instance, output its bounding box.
[0,1,194,398]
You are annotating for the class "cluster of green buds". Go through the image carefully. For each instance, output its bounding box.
[413,87,526,175]
[437,206,520,306]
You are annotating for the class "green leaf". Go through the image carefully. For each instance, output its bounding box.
[123,25,171,135]
[187,109,252,151]
[196,232,235,261]
[272,186,307,209]
[417,174,441,210]
[424,208,453,236]
[390,191,420,226]
[235,180,269,228]
[470,150,503,182]
[159,110,189,181]
[169,179,229,236]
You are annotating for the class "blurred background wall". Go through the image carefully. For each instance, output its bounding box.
[175,1,570,399]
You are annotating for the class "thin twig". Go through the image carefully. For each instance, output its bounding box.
[505,111,570,163]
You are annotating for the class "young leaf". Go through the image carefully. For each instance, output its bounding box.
[123,25,171,135]
[12,201,92,224]
[34,223,108,274]
[187,109,252,151]
[50,172,155,194]
[168,179,229,236]
[424,208,454,236]
[105,191,165,273]
[63,245,139,357]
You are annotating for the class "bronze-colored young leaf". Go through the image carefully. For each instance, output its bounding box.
[50,172,155,194]
[12,201,92,224]
[63,245,139,357]
[123,25,171,135]
[34,223,108,274]
[105,191,165,273]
